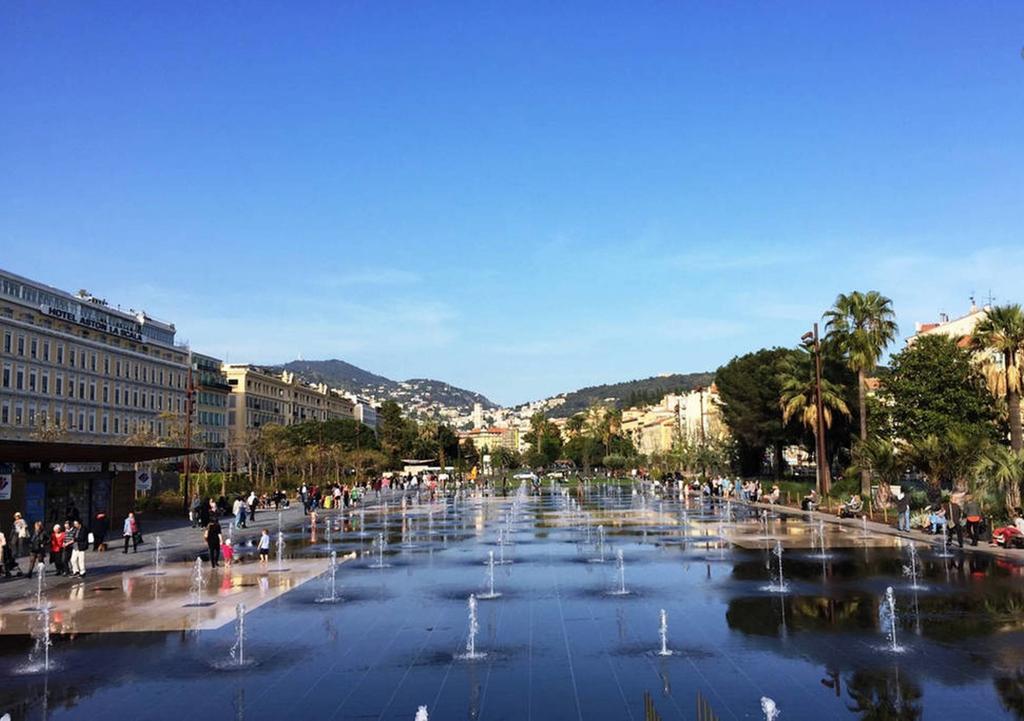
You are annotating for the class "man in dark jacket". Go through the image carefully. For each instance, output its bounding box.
[947,493,964,548]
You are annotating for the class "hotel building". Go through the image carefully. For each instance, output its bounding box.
[0,268,189,443]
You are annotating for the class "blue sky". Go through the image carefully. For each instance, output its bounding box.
[2,2,1023,405]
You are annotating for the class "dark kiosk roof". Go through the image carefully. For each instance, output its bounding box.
[0,440,200,464]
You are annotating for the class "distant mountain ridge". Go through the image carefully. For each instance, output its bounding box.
[273,359,712,420]
[537,372,715,418]
[275,359,498,414]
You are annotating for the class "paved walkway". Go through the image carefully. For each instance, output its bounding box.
[745,498,1024,562]
[0,504,309,604]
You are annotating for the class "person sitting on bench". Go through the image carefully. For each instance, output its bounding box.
[838,494,863,518]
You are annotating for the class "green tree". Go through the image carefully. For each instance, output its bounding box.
[825,291,899,495]
[714,348,803,477]
[523,412,563,467]
[971,304,1024,451]
[907,430,987,494]
[974,444,1024,517]
[850,436,903,503]
[882,335,998,444]
[376,400,409,463]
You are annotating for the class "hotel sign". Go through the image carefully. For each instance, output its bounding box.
[42,304,144,341]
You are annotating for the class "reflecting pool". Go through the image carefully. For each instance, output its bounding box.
[2,485,1023,720]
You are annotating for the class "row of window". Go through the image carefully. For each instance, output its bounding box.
[198,410,226,427]
[1,362,184,412]
[197,390,226,407]
[2,327,185,388]
[0,397,172,437]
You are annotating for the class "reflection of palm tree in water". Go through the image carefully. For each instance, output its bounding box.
[845,669,922,721]
[995,668,1024,718]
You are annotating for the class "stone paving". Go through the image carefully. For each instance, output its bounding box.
[0,503,310,605]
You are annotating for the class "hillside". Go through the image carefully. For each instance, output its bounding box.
[276,359,498,414]
[543,372,715,418]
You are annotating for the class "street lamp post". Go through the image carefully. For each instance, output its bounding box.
[183,362,196,516]
[802,324,829,496]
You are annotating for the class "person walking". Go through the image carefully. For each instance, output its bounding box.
[947,493,965,549]
[895,489,910,532]
[49,524,66,576]
[61,520,77,575]
[247,490,258,523]
[28,521,48,572]
[93,512,108,552]
[0,529,22,577]
[11,512,28,558]
[122,512,139,554]
[70,519,88,577]
[964,496,984,547]
[204,517,223,568]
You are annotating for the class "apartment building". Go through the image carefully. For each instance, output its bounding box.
[225,365,357,458]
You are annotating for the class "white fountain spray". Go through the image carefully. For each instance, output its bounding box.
[230,603,247,667]
[31,605,52,673]
[34,562,47,610]
[760,697,780,721]
[318,550,339,603]
[657,608,672,656]
[903,543,923,590]
[769,540,787,593]
[325,517,333,548]
[189,557,206,606]
[463,594,484,659]
[881,586,901,652]
[275,531,286,572]
[594,525,606,563]
[480,550,500,599]
[371,532,389,568]
[861,514,869,538]
[414,706,429,721]
[611,549,628,595]
[151,536,164,575]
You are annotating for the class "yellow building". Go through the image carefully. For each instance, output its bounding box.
[225,365,357,458]
[459,426,519,454]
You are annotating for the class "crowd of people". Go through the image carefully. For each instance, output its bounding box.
[0,505,126,581]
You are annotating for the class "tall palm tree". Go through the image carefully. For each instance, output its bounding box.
[778,349,851,461]
[971,303,1024,451]
[824,291,899,495]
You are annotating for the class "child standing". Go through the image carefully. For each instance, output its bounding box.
[221,536,235,568]
[257,529,271,566]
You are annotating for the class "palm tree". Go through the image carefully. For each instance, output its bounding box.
[824,291,898,495]
[851,437,903,504]
[565,413,587,438]
[971,304,1024,451]
[779,349,851,437]
[974,444,1024,516]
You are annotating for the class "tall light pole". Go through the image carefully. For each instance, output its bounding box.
[694,386,707,480]
[183,361,196,515]
[802,324,829,496]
